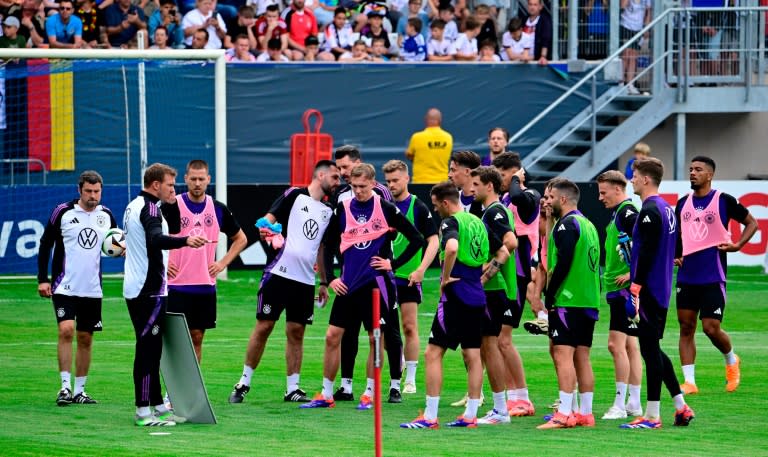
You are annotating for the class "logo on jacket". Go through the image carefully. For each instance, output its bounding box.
[78,228,98,249]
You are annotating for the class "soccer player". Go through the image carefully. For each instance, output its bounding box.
[469,167,517,425]
[302,163,424,410]
[382,160,439,396]
[331,146,404,404]
[675,156,758,394]
[164,159,247,363]
[538,179,600,430]
[400,181,499,429]
[620,158,694,429]
[38,171,117,406]
[447,150,482,217]
[123,163,207,426]
[596,170,643,419]
[491,152,539,416]
[228,160,340,404]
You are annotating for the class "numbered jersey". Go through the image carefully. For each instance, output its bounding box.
[37,200,117,298]
[266,187,334,285]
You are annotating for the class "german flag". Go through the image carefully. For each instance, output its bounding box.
[26,59,75,172]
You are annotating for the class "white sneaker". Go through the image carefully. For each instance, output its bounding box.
[477,408,511,425]
[403,382,417,394]
[626,405,644,417]
[626,83,640,95]
[601,405,628,420]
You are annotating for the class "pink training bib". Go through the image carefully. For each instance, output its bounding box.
[510,202,541,254]
[339,194,390,254]
[680,190,731,257]
[168,195,219,286]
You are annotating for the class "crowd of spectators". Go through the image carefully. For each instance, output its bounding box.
[0,0,554,63]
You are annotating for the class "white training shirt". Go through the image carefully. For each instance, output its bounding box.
[501,31,532,61]
[428,37,456,57]
[620,0,652,31]
[181,8,227,49]
[452,33,477,57]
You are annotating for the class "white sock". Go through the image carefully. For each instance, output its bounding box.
[424,396,440,420]
[627,384,642,410]
[537,310,548,320]
[579,392,593,415]
[682,364,696,385]
[673,394,686,410]
[239,365,254,387]
[365,378,374,395]
[136,406,152,418]
[60,371,71,390]
[287,373,300,393]
[405,361,418,384]
[74,376,87,396]
[646,401,660,419]
[571,389,579,410]
[154,403,170,414]
[341,377,353,394]
[464,398,480,420]
[492,391,507,414]
[506,389,517,402]
[515,388,529,402]
[724,350,738,365]
[390,379,401,391]
[613,382,627,409]
[558,391,573,416]
[322,378,335,399]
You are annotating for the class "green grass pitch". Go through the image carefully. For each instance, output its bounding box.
[0,267,767,456]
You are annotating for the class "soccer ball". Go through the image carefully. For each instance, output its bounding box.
[102,228,126,257]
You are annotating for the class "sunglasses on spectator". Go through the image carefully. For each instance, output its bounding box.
[60,6,73,10]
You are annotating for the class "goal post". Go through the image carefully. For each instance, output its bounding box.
[0,48,228,276]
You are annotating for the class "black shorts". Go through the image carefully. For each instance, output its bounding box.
[676,282,726,322]
[52,294,103,332]
[257,274,315,325]
[548,307,597,348]
[620,26,642,50]
[428,288,483,350]
[167,289,217,330]
[482,290,508,337]
[607,288,638,336]
[638,290,669,340]
[396,281,422,305]
[329,277,396,332]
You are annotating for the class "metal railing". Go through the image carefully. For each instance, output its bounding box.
[1,159,48,185]
[510,6,768,172]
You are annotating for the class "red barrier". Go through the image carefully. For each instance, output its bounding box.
[289,109,333,187]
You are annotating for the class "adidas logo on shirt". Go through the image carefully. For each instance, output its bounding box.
[429,331,434,338]
[441,223,448,230]
[714,308,722,315]
[71,217,80,224]
[301,206,309,213]
[643,215,651,223]
[552,330,559,337]
[626,209,635,216]
[557,225,566,231]
[494,213,504,221]
[503,309,513,317]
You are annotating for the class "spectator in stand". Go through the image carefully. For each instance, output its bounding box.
[307,0,337,28]
[256,36,291,61]
[427,19,454,61]
[182,0,227,49]
[256,4,289,57]
[522,0,552,65]
[387,0,407,33]
[624,142,651,179]
[400,16,425,61]
[580,0,609,60]
[224,5,257,49]
[283,0,318,60]
[619,0,651,94]
[474,3,497,52]
[318,7,353,60]
[46,0,85,49]
[370,36,390,60]
[189,27,209,48]
[405,108,453,184]
[361,9,390,51]
[105,0,148,48]
[478,39,499,61]
[9,0,47,48]
[453,15,480,61]
[339,38,372,61]
[226,33,257,60]
[75,0,104,48]
[397,0,428,47]
[427,0,467,25]
[435,4,458,42]
[0,17,29,48]
[501,16,531,62]
[149,0,184,48]
[354,1,392,34]
[246,0,278,16]
[303,35,320,60]
[150,25,172,48]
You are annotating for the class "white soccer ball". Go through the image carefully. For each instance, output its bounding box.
[102,228,126,257]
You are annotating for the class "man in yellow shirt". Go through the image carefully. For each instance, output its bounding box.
[405,108,454,184]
